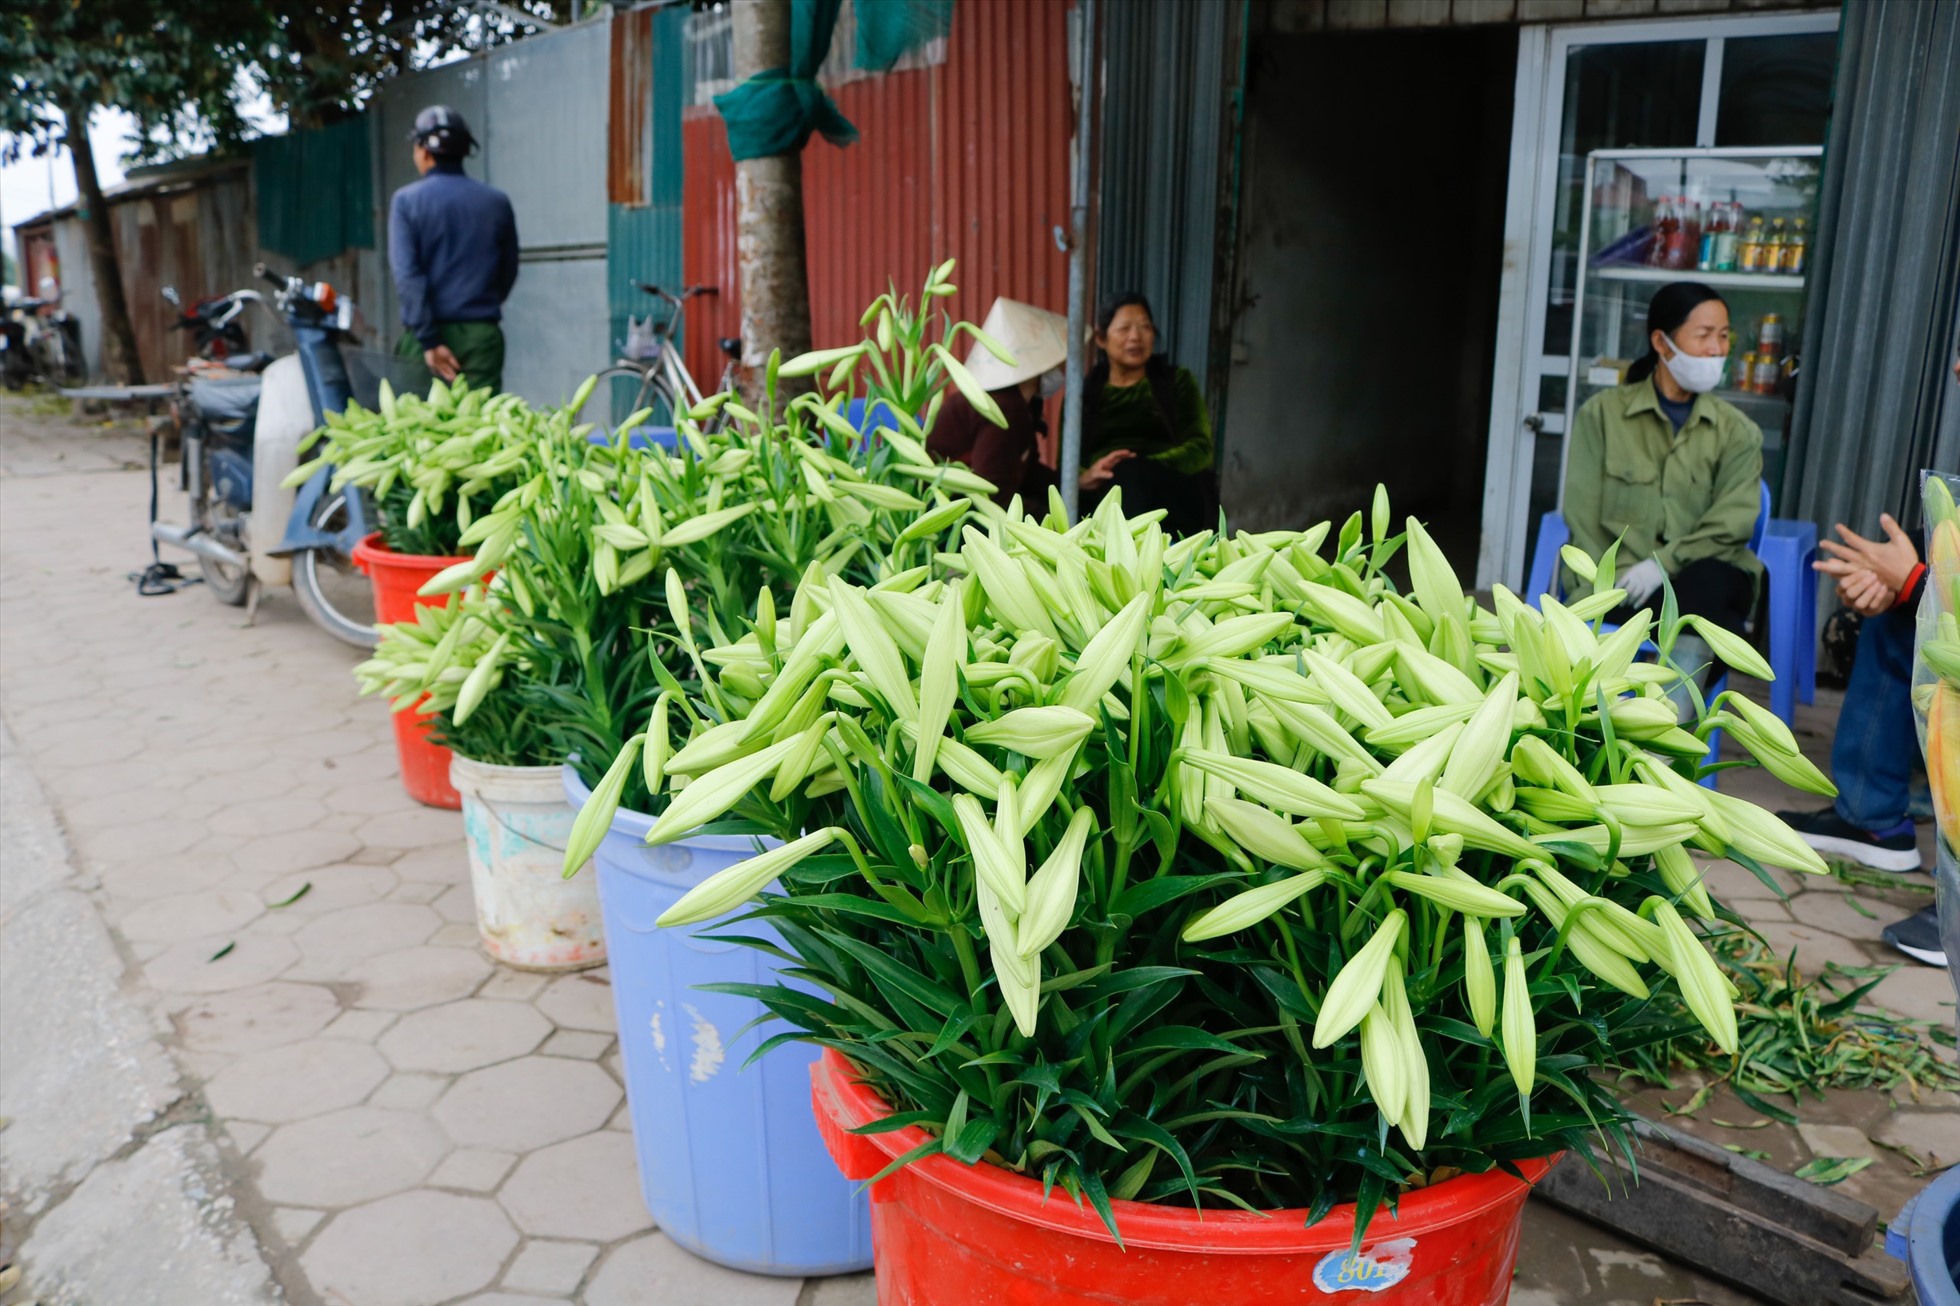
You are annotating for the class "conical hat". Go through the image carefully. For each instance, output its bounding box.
[963,298,1068,392]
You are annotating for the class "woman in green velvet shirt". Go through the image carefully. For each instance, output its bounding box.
[1079,293,1216,535]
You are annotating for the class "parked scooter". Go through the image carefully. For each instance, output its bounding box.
[161,283,269,368]
[150,262,396,647]
[1,280,84,389]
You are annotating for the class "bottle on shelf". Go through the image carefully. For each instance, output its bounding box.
[1669,197,1700,270]
[1738,214,1767,273]
[1786,217,1808,277]
[1714,202,1740,272]
[1648,196,1677,268]
[1753,313,1784,395]
[1696,201,1723,272]
[1764,217,1789,274]
[1738,351,1758,396]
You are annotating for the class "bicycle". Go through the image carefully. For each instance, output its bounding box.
[580,282,744,440]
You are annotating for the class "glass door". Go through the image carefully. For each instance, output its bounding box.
[1477,11,1839,591]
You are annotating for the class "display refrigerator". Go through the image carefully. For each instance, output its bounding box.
[1564,146,1824,501]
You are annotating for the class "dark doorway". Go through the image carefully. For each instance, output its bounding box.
[1220,22,1517,576]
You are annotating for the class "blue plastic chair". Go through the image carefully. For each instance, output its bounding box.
[1523,485,1783,789]
[1525,481,1812,721]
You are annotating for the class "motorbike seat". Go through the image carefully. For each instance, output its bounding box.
[189,374,263,425]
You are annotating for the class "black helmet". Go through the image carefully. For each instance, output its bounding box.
[410,105,476,158]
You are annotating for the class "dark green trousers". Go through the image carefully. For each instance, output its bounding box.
[395,321,506,396]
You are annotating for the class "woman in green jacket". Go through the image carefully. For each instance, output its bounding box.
[1078,293,1216,535]
[1564,281,1763,664]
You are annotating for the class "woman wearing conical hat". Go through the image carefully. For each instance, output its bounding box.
[929,297,1067,508]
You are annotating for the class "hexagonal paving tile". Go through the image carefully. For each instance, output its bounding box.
[301,1191,516,1306]
[356,807,465,851]
[536,971,616,1032]
[208,795,329,838]
[378,999,551,1074]
[434,1057,621,1152]
[176,982,342,1054]
[142,935,299,996]
[61,787,202,830]
[254,1106,450,1207]
[391,842,472,886]
[244,864,401,915]
[204,1039,389,1123]
[229,828,366,881]
[181,767,302,807]
[80,817,209,864]
[584,1233,803,1306]
[497,1130,650,1242]
[289,903,443,977]
[501,1240,599,1295]
[350,946,494,1011]
[95,850,239,901]
[325,778,420,816]
[115,890,267,942]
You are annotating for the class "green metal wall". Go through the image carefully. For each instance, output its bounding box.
[255,117,375,269]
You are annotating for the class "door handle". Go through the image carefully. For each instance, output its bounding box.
[1523,413,1545,435]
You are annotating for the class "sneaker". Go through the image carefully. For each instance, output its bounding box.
[1881,906,1947,967]
[1775,808,1923,873]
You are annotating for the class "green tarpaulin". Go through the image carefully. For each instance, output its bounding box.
[715,0,858,161]
[855,0,952,71]
[254,117,373,268]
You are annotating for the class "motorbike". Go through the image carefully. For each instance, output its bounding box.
[149,262,398,647]
[161,283,266,368]
[2,281,84,389]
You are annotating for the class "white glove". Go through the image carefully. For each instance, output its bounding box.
[1617,557,1667,606]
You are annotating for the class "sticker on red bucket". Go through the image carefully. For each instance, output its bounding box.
[1311,1238,1416,1293]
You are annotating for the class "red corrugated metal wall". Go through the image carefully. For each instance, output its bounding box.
[682,0,1072,386]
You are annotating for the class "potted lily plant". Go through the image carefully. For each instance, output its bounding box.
[354,398,664,971]
[291,377,547,806]
[393,262,1010,1276]
[570,483,1835,1304]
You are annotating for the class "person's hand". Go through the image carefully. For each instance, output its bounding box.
[1617,557,1666,606]
[1835,568,1896,617]
[1815,513,1919,594]
[423,344,462,382]
[1079,448,1136,491]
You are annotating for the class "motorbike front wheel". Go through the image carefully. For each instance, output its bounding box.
[291,489,377,647]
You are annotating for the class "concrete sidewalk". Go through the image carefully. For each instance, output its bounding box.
[0,393,1951,1306]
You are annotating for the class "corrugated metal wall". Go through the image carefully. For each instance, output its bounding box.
[608,3,688,394]
[1098,0,1229,394]
[680,0,1072,385]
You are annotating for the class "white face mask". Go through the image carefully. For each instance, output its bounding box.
[1661,335,1725,394]
[1037,366,1065,399]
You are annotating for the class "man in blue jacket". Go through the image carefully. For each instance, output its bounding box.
[389,106,519,394]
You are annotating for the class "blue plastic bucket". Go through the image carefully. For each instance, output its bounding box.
[562,765,872,1276]
[1887,1166,1960,1305]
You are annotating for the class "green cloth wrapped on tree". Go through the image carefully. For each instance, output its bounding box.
[714,0,857,161]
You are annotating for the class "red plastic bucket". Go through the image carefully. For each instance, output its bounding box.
[812,1048,1556,1305]
[352,533,469,810]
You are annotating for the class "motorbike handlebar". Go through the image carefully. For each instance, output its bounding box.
[256,262,289,290]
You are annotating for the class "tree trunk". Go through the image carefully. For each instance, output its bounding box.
[730,0,813,406]
[64,101,144,385]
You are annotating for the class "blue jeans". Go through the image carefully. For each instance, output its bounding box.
[1832,608,1916,829]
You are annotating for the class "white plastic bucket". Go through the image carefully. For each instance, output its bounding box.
[451,755,605,971]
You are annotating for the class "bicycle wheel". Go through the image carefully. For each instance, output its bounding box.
[292,489,378,647]
[580,365,676,445]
